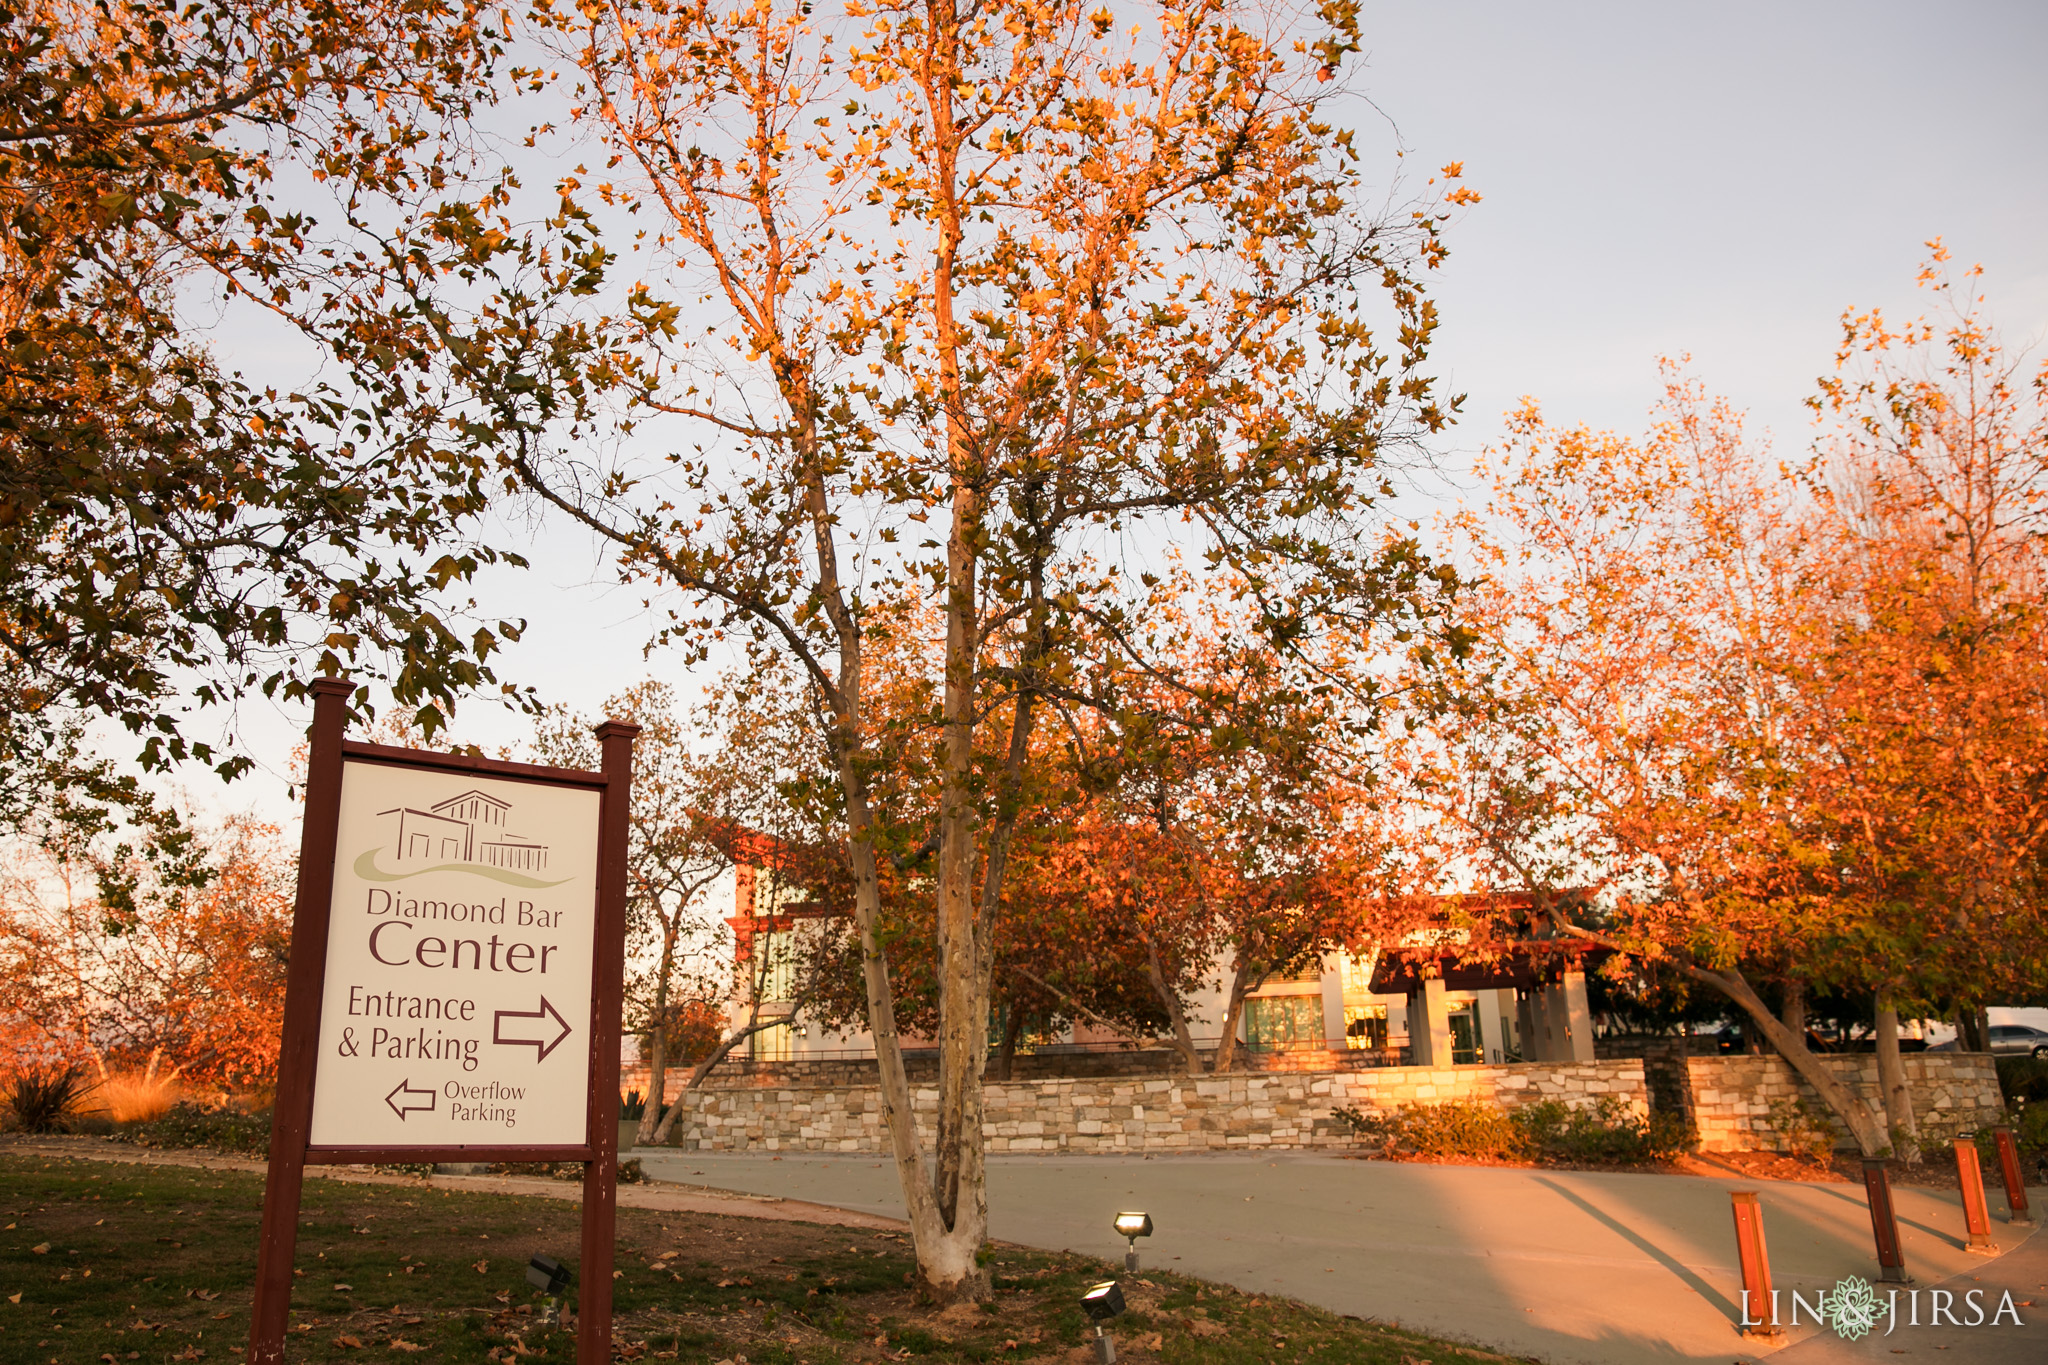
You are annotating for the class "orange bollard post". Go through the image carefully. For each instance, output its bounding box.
[1954,1137,1999,1255]
[1862,1159,1911,1284]
[1730,1190,1782,1337]
[1992,1126,2033,1225]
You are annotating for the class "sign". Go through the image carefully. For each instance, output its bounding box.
[249,679,637,1365]
[308,761,603,1149]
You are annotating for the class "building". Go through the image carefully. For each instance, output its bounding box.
[717,845,1599,1068]
[376,790,550,872]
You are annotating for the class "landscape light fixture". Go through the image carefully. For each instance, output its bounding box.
[1079,1280,1127,1363]
[1112,1211,1153,1274]
[527,1253,574,1325]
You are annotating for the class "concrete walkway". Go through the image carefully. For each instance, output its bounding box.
[634,1149,2045,1365]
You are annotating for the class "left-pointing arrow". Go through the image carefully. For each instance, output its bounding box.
[385,1079,436,1119]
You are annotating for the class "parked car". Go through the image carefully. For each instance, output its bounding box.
[1990,1023,2048,1058]
[1709,1024,1840,1054]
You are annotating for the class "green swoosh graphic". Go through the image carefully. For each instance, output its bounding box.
[352,847,571,889]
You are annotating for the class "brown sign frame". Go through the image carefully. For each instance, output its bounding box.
[250,679,638,1364]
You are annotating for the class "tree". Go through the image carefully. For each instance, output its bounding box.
[529,670,846,1144]
[1401,370,1901,1154]
[1793,249,2048,1146]
[1,0,532,802]
[1406,259,2048,1158]
[476,0,1465,1298]
[1012,638,1400,1075]
[0,814,293,1088]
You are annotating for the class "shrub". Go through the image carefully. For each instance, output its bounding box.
[97,1071,184,1124]
[124,1101,273,1155]
[1337,1096,1693,1166]
[1517,1097,1696,1164]
[1995,1054,2048,1108]
[1337,1100,1531,1161]
[3,1063,97,1133]
[2009,1103,2048,1151]
[1765,1098,1837,1165]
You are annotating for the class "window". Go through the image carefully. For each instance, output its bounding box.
[1246,995,1325,1052]
[752,931,796,1003]
[1343,1005,1388,1050]
[1339,951,1379,998]
[749,1015,794,1061]
[1447,1002,1483,1065]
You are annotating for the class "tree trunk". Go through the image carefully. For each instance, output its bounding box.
[1874,996,1919,1164]
[1686,963,1886,1155]
[916,0,994,1302]
[994,1008,1024,1083]
[637,1021,666,1147]
[1142,935,1206,1074]
[1779,977,1806,1047]
[636,934,678,1146]
[649,996,806,1144]
[1957,1004,1991,1053]
[1554,926,1889,1155]
[1210,956,1256,1075]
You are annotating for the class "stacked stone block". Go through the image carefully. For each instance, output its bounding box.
[1685,1053,2005,1153]
[653,1060,1648,1153]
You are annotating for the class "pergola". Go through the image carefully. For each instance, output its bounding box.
[1369,938,1611,1066]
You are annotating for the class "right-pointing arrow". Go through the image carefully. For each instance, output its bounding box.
[492,996,574,1061]
[385,1079,436,1119]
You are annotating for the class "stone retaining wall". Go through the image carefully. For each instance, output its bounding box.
[621,1045,1392,1102]
[1685,1053,2005,1153]
[653,1060,1646,1154]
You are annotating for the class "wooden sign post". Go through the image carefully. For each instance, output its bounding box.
[250,679,636,1363]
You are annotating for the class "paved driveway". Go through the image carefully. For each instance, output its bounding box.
[634,1150,2043,1365]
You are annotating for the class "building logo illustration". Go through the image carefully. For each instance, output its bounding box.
[352,789,570,888]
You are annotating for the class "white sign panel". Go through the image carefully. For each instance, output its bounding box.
[308,759,603,1148]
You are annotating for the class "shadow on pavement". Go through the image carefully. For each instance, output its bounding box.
[1532,1175,1743,1326]
[1808,1182,1960,1250]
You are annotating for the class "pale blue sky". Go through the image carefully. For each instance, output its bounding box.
[1346,0,2048,464]
[199,0,2048,814]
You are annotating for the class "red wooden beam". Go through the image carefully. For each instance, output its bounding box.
[1954,1138,2000,1255]
[249,678,352,1364]
[577,721,639,1365]
[1992,1125,2033,1226]
[1861,1159,1911,1284]
[1729,1190,1782,1337]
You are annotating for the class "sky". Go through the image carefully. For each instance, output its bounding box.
[184,0,2048,824]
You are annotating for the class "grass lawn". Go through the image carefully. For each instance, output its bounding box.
[0,1152,1531,1364]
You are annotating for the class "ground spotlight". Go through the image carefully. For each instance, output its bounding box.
[1112,1210,1153,1274]
[1080,1280,1127,1362]
[528,1253,574,1324]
